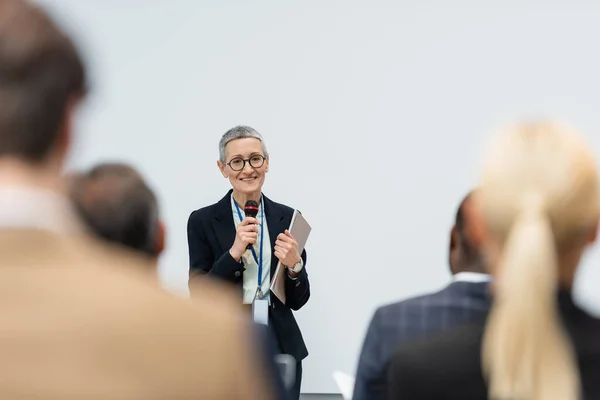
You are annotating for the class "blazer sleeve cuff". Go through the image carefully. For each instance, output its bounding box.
[287,265,307,280]
[210,251,245,280]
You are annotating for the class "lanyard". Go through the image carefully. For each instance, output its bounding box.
[234,198,265,293]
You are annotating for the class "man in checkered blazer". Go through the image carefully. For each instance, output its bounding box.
[352,192,491,400]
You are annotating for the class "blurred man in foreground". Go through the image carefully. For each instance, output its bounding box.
[352,192,492,400]
[0,1,274,398]
[71,162,290,399]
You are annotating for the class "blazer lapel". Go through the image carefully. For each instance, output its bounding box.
[212,190,236,254]
[263,194,286,278]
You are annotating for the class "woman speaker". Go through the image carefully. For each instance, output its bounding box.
[187,126,310,400]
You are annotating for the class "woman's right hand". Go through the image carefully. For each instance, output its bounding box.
[229,217,259,261]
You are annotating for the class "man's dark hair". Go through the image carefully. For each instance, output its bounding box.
[0,0,86,163]
[455,191,484,270]
[71,163,160,257]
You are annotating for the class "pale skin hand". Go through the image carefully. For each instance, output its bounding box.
[229,217,259,262]
[274,230,302,277]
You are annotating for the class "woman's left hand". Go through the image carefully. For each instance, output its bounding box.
[274,230,302,267]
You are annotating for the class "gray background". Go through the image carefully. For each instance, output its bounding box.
[37,0,600,394]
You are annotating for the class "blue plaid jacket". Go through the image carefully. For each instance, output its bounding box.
[353,280,491,400]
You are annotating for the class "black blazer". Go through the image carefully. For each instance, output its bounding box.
[387,291,600,400]
[187,190,310,361]
[353,281,491,400]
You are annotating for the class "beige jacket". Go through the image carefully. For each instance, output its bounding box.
[0,228,274,399]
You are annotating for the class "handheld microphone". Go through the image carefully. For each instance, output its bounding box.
[244,200,259,250]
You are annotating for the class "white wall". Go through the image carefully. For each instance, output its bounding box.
[38,0,600,393]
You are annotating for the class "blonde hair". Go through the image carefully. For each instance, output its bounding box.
[479,121,599,400]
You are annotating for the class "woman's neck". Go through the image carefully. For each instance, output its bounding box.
[232,190,261,207]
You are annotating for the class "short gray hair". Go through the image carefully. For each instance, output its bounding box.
[219,125,268,162]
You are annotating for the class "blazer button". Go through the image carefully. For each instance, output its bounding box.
[234,271,241,277]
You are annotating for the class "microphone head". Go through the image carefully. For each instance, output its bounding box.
[244,200,259,218]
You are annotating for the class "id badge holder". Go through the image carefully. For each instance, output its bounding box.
[252,289,269,325]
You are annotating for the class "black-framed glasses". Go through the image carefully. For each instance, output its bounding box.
[226,154,266,171]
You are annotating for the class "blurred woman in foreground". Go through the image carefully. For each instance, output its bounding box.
[388,121,600,400]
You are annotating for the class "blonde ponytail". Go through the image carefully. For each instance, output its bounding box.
[482,193,580,400]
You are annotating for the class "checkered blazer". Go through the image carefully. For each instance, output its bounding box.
[352,280,491,400]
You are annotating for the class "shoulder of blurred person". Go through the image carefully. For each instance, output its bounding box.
[386,318,487,399]
[188,269,244,307]
[353,191,491,400]
[0,227,276,399]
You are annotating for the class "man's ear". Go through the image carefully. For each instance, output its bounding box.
[467,194,487,248]
[217,160,228,178]
[155,220,166,255]
[449,226,458,251]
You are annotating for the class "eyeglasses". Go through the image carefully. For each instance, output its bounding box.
[226,155,266,171]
